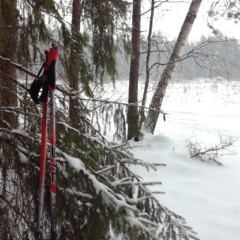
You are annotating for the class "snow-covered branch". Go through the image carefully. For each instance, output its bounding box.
[0,55,36,77]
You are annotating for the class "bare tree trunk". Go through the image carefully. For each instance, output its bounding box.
[127,0,141,141]
[144,0,202,134]
[0,0,18,223]
[0,0,18,128]
[139,0,155,129]
[69,0,82,129]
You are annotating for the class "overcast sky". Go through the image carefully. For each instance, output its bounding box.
[141,1,240,41]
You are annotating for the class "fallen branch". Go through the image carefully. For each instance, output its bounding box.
[186,135,237,166]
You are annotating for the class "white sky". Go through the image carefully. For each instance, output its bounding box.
[141,1,240,41]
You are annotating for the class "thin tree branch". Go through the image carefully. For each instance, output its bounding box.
[0,55,37,77]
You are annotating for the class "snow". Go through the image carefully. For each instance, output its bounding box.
[62,151,139,213]
[129,79,240,240]
[62,78,240,239]
[18,151,28,163]
[63,152,84,170]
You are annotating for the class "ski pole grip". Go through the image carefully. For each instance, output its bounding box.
[52,43,58,51]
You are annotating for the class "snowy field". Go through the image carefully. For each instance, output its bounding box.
[104,79,240,240]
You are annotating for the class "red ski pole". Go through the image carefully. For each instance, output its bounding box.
[35,49,49,240]
[35,45,59,240]
[47,46,59,240]
[36,100,48,240]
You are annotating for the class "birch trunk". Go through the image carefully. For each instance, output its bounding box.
[144,0,202,134]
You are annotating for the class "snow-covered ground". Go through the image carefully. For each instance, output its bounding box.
[108,79,240,240]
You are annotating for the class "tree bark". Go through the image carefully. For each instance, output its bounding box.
[127,0,141,140]
[69,0,82,129]
[0,0,18,209]
[144,0,202,134]
[0,0,18,129]
[139,0,155,130]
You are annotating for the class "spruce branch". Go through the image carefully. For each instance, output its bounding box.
[0,55,37,77]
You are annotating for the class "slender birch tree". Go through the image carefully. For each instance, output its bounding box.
[144,0,203,134]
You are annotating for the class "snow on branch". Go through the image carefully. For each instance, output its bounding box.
[186,135,236,165]
[111,180,162,188]
[125,195,155,204]
[59,149,167,235]
[57,121,80,133]
[57,122,165,173]
[56,85,168,115]
[95,165,115,174]
[119,157,166,171]
[0,55,36,77]
[169,218,200,240]
[62,151,136,210]
[125,216,157,237]
[59,187,93,199]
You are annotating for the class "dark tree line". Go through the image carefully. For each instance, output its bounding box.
[117,33,240,81]
[178,35,240,80]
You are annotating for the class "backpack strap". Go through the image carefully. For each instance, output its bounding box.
[29,59,47,104]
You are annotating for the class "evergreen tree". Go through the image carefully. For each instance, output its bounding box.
[0,1,200,239]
